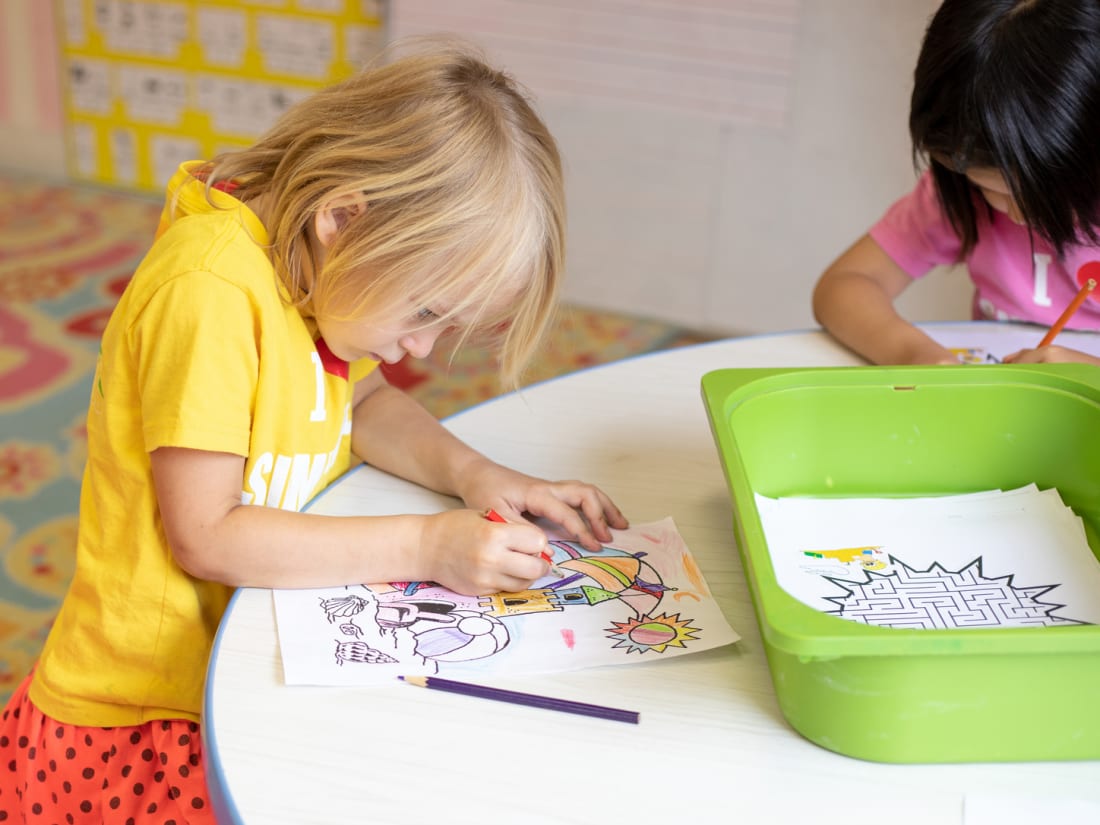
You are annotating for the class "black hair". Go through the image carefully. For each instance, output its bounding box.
[909,0,1100,258]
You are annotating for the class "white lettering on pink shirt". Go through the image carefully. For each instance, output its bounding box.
[1031,253,1053,308]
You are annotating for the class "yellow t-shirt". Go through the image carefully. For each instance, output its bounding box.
[31,163,377,725]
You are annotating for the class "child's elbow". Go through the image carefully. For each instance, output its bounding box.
[164,529,234,584]
[170,542,220,582]
[811,272,837,325]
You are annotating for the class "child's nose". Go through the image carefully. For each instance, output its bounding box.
[401,329,440,359]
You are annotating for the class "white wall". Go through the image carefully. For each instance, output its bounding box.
[544,0,971,334]
[1,0,971,334]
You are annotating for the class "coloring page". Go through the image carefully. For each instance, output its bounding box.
[755,486,1100,628]
[274,517,739,685]
[925,325,1100,363]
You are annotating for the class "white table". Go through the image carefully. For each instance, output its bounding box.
[203,323,1100,825]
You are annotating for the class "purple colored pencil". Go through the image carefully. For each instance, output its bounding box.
[398,675,640,724]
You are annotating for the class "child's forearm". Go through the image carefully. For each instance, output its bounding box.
[350,380,497,498]
[831,311,953,365]
[182,506,434,588]
[184,389,498,588]
[175,497,552,594]
[814,271,953,365]
[152,381,557,590]
[151,443,440,588]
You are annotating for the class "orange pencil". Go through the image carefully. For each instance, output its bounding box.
[483,508,564,578]
[1038,277,1097,347]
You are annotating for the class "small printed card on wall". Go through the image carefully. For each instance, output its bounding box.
[273,517,739,686]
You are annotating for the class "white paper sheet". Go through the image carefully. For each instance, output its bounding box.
[755,486,1100,628]
[925,324,1100,363]
[274,517,739,686]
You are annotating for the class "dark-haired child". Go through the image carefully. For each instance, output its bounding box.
[813,0,1100,366]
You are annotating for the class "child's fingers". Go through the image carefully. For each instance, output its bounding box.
[428,510,547,594]
[497,574,540,593]
[533,486,619,552]
[585,488,629,533]
[452,568,539,596]
[484,518,550,575]
[574,484,628,531]
[474,480,627,553]
[1002,346,1083,365]
[472,567,541,595]
[449,559,542,597]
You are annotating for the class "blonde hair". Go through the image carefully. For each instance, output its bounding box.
[203,37,564,386]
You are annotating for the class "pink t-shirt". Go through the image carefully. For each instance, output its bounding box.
[869,170,1100,330]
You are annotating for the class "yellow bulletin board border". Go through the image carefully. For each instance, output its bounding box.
[56,0,385,193]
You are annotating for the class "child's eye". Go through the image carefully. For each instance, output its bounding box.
[415,307,439,322]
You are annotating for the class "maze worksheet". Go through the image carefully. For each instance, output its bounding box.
[755,485,1100,628]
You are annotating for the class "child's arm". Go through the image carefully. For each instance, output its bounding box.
[150,370,626,594]
[346,370,628,550]
[812,234,958,365]
[152,446,564,594]
[1003,345,1100,366]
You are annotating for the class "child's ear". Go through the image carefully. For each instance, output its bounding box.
[314,193,366,247]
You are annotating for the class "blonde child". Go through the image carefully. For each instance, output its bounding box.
[812,0,1100,367]
[0,40,627,823]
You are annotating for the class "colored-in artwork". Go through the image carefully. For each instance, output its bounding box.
[948,346,1003,365]
[274,517,739,685]
[755,486,1100,629]
[925,326,1100,363]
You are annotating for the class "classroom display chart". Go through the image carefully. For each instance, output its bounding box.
[56,0,384,193]
[274,517,740,686]
[755,485,1100,628]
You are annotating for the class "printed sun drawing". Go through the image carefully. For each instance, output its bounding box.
[318,536,704,672]
[606,613,700,654]
[820,555,1087,629]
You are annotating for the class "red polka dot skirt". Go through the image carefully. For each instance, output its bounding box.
[0,672,216,824]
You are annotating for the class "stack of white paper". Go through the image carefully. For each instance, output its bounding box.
[754,485,1100,628]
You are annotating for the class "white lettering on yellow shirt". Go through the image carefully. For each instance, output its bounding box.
[240,402,355,509]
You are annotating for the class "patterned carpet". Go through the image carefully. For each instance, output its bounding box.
[0,174,709,704]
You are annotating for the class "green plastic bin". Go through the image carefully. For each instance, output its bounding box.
[700,364,1100,763]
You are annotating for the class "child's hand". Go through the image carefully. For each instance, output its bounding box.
[455,462,628,553]
[1002,346,1100,366]
[419,508,554,595]
[899,340,961,365]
